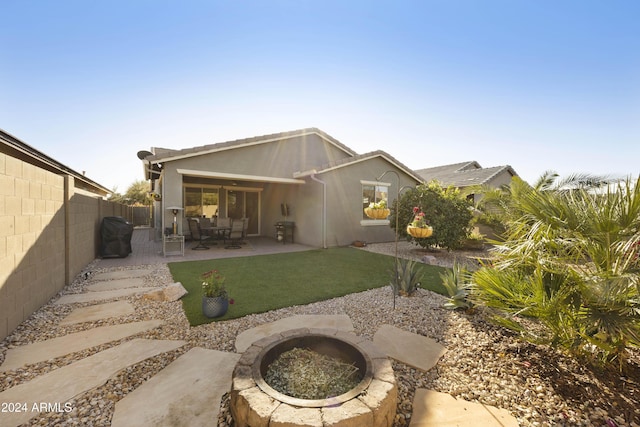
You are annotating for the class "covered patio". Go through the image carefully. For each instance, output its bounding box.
[97,227,314,268]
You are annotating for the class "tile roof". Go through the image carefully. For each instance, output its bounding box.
[415,161,517,187]
[312,150,424,183]
[146,127,357,163]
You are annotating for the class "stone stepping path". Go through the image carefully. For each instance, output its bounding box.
[234,314,354,352]
[0,320,164,372]
[59,301,135,325]
[86,277,145,292]
[410,389,519,427]
[1,260,518,427]
[111,347,241,426]
[91,268,151,281]
[373,324,446,372]
[53,287,161,305]
[0,338,185,427]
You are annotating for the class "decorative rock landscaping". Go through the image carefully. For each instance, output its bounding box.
[0,243,638,426]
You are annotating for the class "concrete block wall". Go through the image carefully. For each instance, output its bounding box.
[0,153,132,341]
[66,181,101,284]
[0,152,66,340]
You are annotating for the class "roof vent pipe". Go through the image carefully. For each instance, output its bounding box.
[309,174,327,249]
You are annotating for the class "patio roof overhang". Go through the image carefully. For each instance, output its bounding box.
[176,168,306,184]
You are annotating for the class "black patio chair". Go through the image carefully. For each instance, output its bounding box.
[224,219,244,249]
[188,218,212,250]
[240,217,249,243]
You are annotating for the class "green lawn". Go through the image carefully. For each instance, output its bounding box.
[168,247,449,326]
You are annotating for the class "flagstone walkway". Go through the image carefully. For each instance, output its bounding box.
[0,267,519,427]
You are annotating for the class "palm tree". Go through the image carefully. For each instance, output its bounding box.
[472,173,640,366]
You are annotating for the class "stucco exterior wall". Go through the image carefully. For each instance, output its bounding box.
[321,157,417,247]
[155,132,420,248]
[488,170,515,188]
[173,133,351,178]
[288,157,419,247]
[159,133,351,237]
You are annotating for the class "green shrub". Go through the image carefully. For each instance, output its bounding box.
[390,181,473,250]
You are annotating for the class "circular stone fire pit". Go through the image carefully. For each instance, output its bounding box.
[230,328,397,427]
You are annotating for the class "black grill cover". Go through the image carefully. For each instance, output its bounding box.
[100,216,133,258]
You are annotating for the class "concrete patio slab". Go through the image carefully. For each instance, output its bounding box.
[0,320,163,372]
[0,339,186,427]
[85,278,145,292]
[59,301,135,325]
[91,268,152,281]
[373,324,446,372]
[410,389,519,427]
[234,314,354,353]
[53,287,161,305]
[111,347,241,427]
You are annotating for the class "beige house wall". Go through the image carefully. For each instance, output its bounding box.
[0,152,130,341]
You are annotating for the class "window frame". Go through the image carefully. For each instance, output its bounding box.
[183,184,221,218]
[360,180,391,226]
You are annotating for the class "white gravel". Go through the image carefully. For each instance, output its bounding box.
[0,243,638,427]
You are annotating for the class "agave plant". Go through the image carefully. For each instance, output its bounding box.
[440,262,474,311]
[389,258,423,297]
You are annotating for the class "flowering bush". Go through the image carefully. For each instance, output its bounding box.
[410,207,429,228]
[368,200,387,209]
[391,181,473,250]
[201,269,228,298]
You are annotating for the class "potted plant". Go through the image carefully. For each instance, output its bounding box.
[201,269,229,318]
[364,200,390,219]
[406,206,433,238]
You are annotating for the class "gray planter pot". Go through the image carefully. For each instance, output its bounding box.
[202,296,229,318]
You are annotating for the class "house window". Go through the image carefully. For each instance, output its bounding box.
[184,187,219,217]
[361,181,389,220]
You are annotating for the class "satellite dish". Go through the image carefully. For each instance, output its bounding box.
[137,150,153,160]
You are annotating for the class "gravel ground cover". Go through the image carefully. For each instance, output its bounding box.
[0,242,638,426]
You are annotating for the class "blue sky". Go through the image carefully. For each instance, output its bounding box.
[2,1,638,193]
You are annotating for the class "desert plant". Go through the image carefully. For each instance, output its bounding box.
[472,174,640,366]
[390,258,423,296]
[440,262,474,310]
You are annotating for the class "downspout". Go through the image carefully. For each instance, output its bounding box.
[309,174,327,249]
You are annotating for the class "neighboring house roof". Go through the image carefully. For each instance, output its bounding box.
[0,128,111,196]
[145,127,357,163]
[416,161,517,188]
[295,150,423,183]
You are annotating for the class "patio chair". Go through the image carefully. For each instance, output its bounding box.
[240,217,249,243]
[200,217,213,236]
[224,219,244,249]
[188,218,212,250]
[215,217,231,240]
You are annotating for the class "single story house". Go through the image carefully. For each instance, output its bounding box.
[415,161,518,204]
[138,128,423,248]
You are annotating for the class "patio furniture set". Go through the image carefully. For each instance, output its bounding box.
[188,217,248,250]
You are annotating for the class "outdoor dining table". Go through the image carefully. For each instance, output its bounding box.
[201,226,231,240]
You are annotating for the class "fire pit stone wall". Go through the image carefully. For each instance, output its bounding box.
[230,328,397,427]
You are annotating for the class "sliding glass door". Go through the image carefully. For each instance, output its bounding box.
[227,190,260,235]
